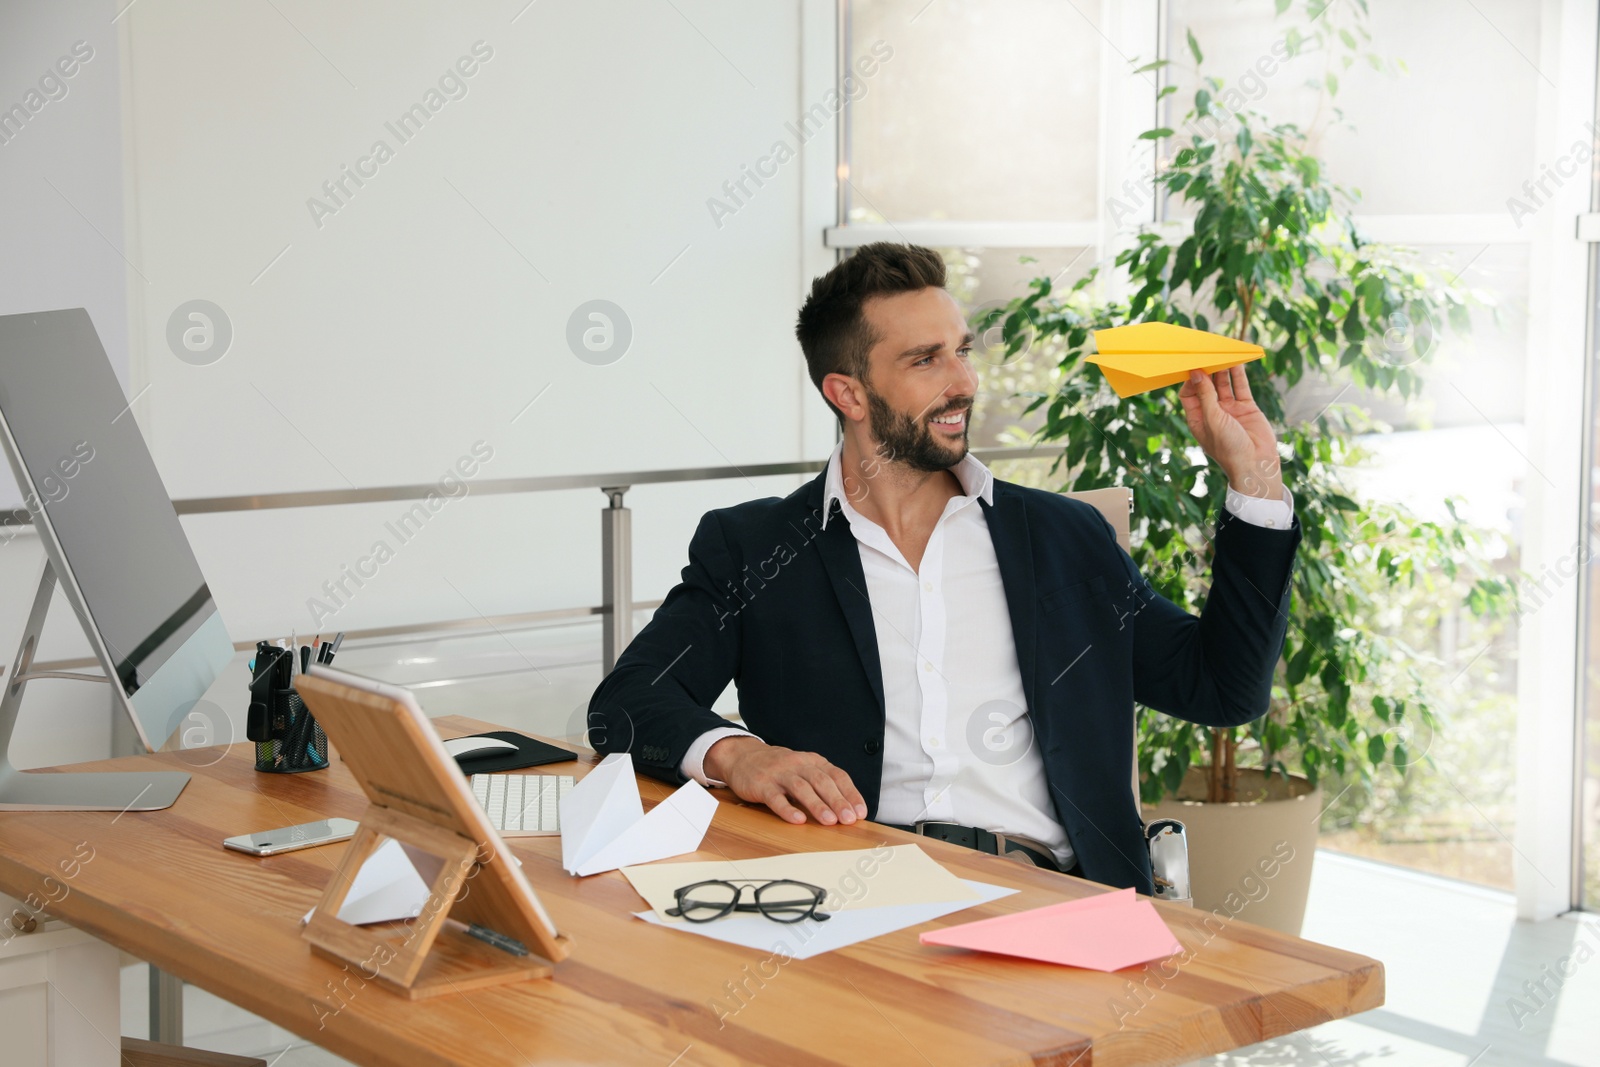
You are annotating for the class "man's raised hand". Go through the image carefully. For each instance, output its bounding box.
[1178,365,1285,500]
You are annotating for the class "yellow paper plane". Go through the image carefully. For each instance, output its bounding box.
[1087,322,1264,398]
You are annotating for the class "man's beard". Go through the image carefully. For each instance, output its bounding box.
[864,386,972,473]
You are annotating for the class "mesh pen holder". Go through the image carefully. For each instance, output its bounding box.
[254,689,329,773]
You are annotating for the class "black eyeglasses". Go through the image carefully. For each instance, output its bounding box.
[664,878,831,924]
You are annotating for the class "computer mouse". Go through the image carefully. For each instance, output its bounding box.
[442,735,520,759]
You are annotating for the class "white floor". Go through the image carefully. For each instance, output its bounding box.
[112,623,1600,1065]
[1181,853,1600,1067]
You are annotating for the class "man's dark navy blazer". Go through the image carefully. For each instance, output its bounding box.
[589,469,1300,894]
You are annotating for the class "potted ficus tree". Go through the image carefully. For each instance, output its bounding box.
[977,4,1514,934]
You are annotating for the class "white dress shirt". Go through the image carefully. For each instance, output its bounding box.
[682,445,1294,869]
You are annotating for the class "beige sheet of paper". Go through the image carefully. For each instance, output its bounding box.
[621,844,978,921]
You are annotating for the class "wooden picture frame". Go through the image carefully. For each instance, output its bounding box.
[293,666,571,999]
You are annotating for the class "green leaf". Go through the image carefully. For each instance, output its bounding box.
[1286,644,1314,686]
[1186,28,1204,65]
[1129,276,1164,318]
[1342,301,1365,342]
[1139,128,1175,141]
[1170,236,1197,289]
[1133,59,1171,74]
[1161,757,1185,795]
[1237,125,1253,157]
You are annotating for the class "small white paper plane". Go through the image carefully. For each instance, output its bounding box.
[559,752,717,876]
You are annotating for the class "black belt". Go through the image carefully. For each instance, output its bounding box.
[887,822,1070,874]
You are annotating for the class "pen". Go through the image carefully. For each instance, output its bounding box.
[301,644,310,674]
[324,631,345,665]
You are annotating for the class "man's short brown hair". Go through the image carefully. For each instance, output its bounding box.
[794,242,947,419]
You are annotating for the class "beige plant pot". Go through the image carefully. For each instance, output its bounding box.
[1142,767,1320,936]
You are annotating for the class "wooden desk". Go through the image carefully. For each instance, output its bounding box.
[0,718,1382,1066]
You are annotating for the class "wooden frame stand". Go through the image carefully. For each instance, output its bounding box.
[294,669,571,1001]
[302,807,555,999]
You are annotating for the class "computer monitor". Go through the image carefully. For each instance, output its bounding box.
[0,308,234,810]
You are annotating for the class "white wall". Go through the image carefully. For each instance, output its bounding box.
[0,1,126,420]
[0,0,130,765]
[122,0,836,640]
[1,0,840,765]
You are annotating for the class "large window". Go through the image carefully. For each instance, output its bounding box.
[844,0,1101,225]
[843,0,1548,895]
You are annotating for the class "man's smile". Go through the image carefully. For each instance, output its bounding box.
[929,405,969,435]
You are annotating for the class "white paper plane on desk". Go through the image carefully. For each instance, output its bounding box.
[560,752,716,876]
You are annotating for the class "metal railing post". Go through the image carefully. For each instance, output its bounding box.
[150,965,182,1044]
[600,486,632,673]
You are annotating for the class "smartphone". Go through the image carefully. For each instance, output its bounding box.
[222,817,360,856]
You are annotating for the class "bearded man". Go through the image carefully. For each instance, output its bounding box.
[587,242,1298,892]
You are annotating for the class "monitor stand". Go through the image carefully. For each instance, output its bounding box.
[0,559,189,811]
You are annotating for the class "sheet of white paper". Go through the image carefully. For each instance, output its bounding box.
[560,752,717,876]
[301,838,430,926]
[623,844,978,918]
[633,879,1018,960]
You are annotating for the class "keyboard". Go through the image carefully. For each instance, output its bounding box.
[470,773,575,837]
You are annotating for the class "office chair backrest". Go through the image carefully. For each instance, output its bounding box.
[1062,486,1138,805]
[1063,486,1132,553]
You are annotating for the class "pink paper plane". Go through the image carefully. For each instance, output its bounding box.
[918,887,1182,972]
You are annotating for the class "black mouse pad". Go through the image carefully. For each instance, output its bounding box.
[448,730,580,774]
